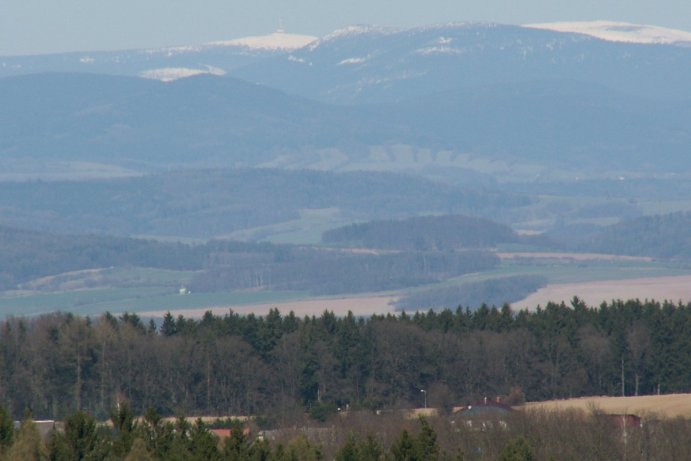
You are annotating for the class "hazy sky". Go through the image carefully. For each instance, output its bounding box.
[2,0,691,56]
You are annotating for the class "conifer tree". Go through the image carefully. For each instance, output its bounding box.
[160,312,177,337]
[188,418,221,461]
[222,421,250,461]
[499,437,534,461]
[415,418,439,461]
[0,405,13,454]
[335,435,358,461]
[6,418,47,461]
[49,411,109,461]
[111,402,137,458]
[281,435,322,461]
[124,438,154,461]
[391,430,416,461]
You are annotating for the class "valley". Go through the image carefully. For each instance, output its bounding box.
[2,16,691,458]
[1,18,691,370]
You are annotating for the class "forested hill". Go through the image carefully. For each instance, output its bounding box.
[1,299,688,421]
[322,214,520,250]
[0,169,524,239]
[568,211,691,259]
[0,73,408,165]
[0,225,499,295]
[0,225,205,289]
[189,248,498,295]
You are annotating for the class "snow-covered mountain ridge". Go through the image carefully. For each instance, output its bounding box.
[231,21,691,104]
[3,20,691,87]
[207,30,317,51]
[524,21,691,45]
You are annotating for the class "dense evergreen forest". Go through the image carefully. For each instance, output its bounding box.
[1,299,690,423]
[321,215,520,250]
[395,275,548,311]
[576,211,691,259]
[190,249,498,295]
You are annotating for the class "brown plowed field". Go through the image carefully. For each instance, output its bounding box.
[513,275,691,310]
[520,393,691,418]
[139,295,399,319]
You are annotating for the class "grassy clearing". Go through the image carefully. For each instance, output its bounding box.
[404,257,690,292]
[20,267,197,292]
[0,287,307,318]
[0,287,168,317]
[220,208,355,244]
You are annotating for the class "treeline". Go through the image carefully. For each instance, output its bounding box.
[0,225,498,295]
[1,299,691,421]
[189,249,499,295]
[322,215,519,250]
[0,169,526,240]
[0,227,265,290]
[2,404,691,461]
[395,275,548,310]
[0,225,204,290]
[575,211,691,260]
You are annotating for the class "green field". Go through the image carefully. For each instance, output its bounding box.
[2,254,689,319]
[395,256,691,297]
[220,207,356,245]
[0,288,308,318]
[475,258,690,285]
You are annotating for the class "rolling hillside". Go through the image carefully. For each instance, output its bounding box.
[0,168,524,239]
[0,73,407,169]
[2,72,690,178]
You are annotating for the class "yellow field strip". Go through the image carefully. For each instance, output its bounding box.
[521,393,691,418]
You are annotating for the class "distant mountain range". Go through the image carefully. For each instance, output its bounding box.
[1,70,688,178]
[1,21,691,236]
[2,21,691,310]
[0,29,316,81]
[0,72,412,169]
[232,23,691,104]
[3,21,690,101]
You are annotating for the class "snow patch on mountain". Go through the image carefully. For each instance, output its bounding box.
[524,21,691,45]
[288,55,308,64]
[338,56,369,65]
[310,25,397,51]
[308,23,500,53]
[415,46,464,56]
[321,25,395,41]
[140,66,226,82]
[415,36,465,55]
[208,31,317,51]
[142,45,202,56]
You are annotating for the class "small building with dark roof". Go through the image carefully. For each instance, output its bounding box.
[452,399,514,430]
